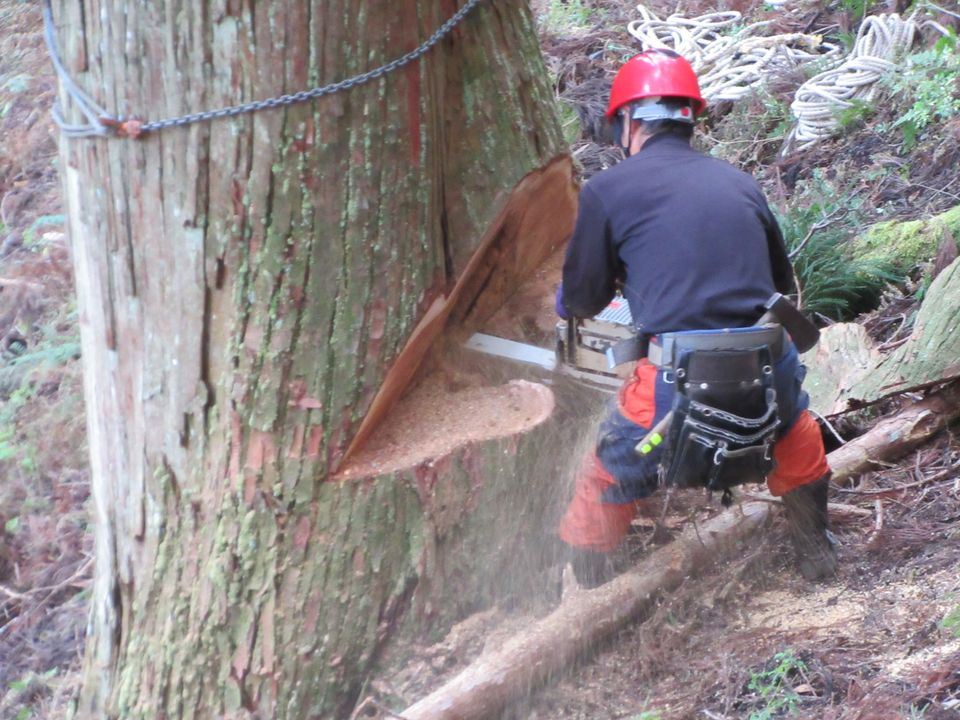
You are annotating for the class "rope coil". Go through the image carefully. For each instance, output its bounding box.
[627,7,845,104]
[625,6,936,155]
[783,13,917,154]
[42,0,485,139]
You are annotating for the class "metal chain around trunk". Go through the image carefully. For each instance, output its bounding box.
[42,0,485,139]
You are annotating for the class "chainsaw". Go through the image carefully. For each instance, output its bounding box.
[465,292,822,392]
[464,295,634,390]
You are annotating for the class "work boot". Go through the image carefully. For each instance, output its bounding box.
[567,546,615,589]
[781,475,837,581]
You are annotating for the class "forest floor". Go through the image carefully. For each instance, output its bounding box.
[1,0,959,719]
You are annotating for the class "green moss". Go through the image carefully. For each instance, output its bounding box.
[222,678,242,713]
[855,204,960,271]
[207,516,232,589]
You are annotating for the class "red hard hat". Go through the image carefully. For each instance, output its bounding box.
[605,50,706,119]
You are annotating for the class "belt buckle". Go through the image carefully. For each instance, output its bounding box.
[647,336,672,369]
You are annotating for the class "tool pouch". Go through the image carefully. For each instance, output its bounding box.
[659,343,779,504]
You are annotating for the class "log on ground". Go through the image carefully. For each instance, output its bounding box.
[399,380,960,720]
[828,380,960,483]
[804,255,960,413]
[401,502,772,720]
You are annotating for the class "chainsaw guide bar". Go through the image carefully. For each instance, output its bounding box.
[465,296,635,391]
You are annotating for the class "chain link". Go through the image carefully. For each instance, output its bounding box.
[44,0,485,138]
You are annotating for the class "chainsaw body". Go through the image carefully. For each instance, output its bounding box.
[555,296,636,389]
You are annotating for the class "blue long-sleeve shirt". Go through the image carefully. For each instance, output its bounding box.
[561,134,794,335]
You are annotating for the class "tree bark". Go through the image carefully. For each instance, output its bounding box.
[52,1,574,717]
[849,257,960,401]
[803,256,960,414]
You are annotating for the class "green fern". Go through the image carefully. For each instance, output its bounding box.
[883,31,960,151]
[776,172,901,320]
[8,341,81,368]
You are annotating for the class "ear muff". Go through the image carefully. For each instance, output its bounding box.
[607,114,625,147]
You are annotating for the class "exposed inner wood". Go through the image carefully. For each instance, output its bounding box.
[339,157,576,468]
[336,378,555,480]
[337,243,568,481]
[477,246,564,347]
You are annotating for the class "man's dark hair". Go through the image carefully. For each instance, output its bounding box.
[635,96,695,139]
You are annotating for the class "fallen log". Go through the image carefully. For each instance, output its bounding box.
[401,502,772,720]
[828,380,960,483]
[398,381,960,720]
[805,255,960,414]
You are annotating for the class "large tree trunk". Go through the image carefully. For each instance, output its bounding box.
[52,1,576,717]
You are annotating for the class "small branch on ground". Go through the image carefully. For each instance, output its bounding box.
[866,500,884,549]
[788,209,847,260]
[836,457,960,496]
[0,583,28,600]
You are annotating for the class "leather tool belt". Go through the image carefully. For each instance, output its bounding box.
[604,292,818,369]
[648,325,785,368]
[605,323,786,369]
[658,330,781,504]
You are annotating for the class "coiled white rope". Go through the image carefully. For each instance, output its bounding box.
[783,13,917,154]
[625,6,926,155]
[627,7,844,103]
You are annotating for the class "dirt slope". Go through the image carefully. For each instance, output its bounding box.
[369,434,960,719]
[0,2,88,717]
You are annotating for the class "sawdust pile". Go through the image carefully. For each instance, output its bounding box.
[337,377,555,479]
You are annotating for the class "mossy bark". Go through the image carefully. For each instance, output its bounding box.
[52,1,572,717]
[853,204,960,273]
[849,256,960,400]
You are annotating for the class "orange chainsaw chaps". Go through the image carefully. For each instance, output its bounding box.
[766,410,830,497]
[558,411,829,552]
[617,359,659,427]
[558,452,639,552]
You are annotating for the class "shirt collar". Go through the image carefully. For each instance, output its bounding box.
[638,133,694,154]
